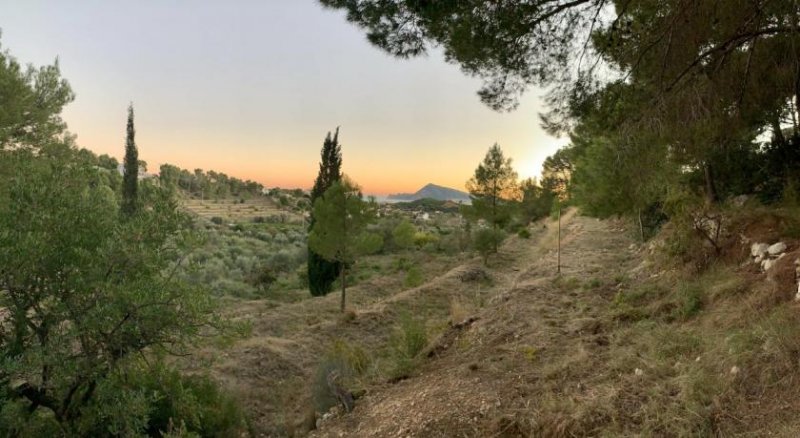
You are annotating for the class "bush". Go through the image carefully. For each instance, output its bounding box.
[388,314,428,380]
[133,366,249,437]
[393,256,413,272]
[248,264,277,292]
[404,265,424,288]
[473,228,506,264]
[518,228,531,239]
[311,340,370,414]
[675,281,703,320]
[392,220,416,250]
[296,265,309,289]
[211,216,224,225]
[3,362,251,438]
[413,231,438,249]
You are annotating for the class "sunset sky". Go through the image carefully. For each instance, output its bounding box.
[1,0,567,195]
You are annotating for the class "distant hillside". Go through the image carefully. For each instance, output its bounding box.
[391,198,462,213]
[388,183,470,202]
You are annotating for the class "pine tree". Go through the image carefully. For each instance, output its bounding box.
[466,144,519,252]
[309,179,381,311]
[121,104,138,217]
[308,127,342,296]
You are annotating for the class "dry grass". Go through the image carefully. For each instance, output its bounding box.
[188,208,800,437]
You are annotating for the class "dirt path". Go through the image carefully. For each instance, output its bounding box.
[311,210,637,437]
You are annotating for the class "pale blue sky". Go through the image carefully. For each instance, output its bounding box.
[0,0,566,194]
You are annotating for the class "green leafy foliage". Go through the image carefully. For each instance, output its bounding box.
[122,104,139,216]
[0,38,74,149]
[308,180,381,310]
[159,164,264,199]
[519,178,555,224]
[466,144,519,235]
[0,149,223,433]
[473,228,506,265]
[312,339,370,414]
[387,314,428,380]
[392,219,416,250]
[403,266,423,288]
[308,128,343,296]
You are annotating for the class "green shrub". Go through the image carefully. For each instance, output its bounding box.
[134,364,249,438]
[413,231,438,249]
[473,228,506,264]
[387,314,428,380]
[393,256,413,272]
[675,282,703,320]
[404,265,424,288]
[392,220,416,250]
[517,228,531,239]
[11,362,253,438]
[311,340,370,414]
[296,266,309,289]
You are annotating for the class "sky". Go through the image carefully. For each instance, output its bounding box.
[0,0,568,195]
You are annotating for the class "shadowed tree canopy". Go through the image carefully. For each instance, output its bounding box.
[121,104,138,217]
[466,144,519,250]
[320,0,606,111]
[308,178,382,311]
[320,0,800,132]
[308,128,344,296]
[311,127,343,200]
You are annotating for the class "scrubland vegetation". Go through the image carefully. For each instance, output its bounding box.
[5,0,800,436]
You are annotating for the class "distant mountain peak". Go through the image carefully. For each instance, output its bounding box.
[388,183,470,202]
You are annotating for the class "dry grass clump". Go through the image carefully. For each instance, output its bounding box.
[310,339,371,416]
[448,298,470,326]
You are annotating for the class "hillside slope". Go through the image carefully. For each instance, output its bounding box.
[194,208,800,437]
[312,210,640,436]
[311,210,800,437]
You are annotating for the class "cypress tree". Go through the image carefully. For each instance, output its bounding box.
[308,127,342,296]
[121,104,138,217]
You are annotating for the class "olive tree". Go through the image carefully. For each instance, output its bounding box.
[0,149,221,434]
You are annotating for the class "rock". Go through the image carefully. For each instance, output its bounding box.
[763,259,776,271]
[768,242,787,255]
[754,255,763,264]
[628,243,637,250]
[730,365,740,375]
[634,368,644,377]
[732,195,749,207]
[795,283,800,301]
[751,243,769,258]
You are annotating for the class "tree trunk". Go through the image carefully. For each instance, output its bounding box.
[557,205,561,274]
[492,195,498,253]
[638,208,645,242]
[795,69,800,134]
[773,115,787,147]
[703,162,718,205]
[340,267,346,312]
